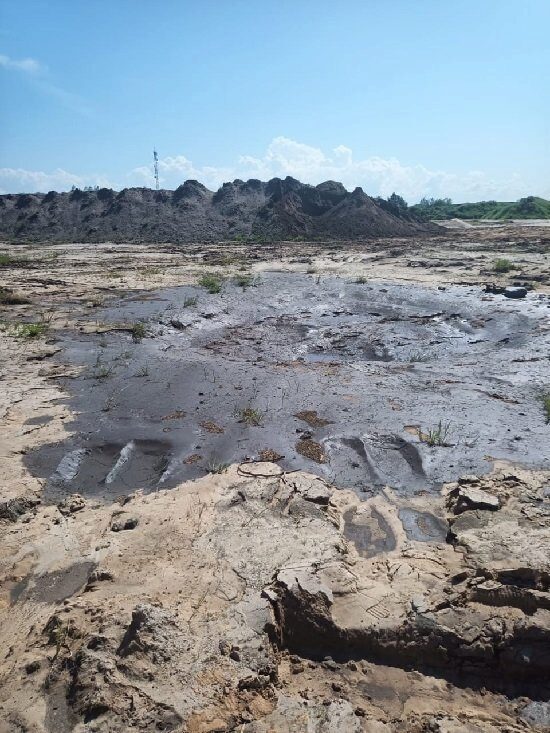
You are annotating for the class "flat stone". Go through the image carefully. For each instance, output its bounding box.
[504,286,527,299]
[449,485,500,514]
[170,314,195,330]
[292,475,331,505]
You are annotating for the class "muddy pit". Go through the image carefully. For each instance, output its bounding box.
[26,273,550,502]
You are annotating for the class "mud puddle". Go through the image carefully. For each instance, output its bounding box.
[26,273,550,500]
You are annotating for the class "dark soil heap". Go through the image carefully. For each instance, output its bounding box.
[0,176,437,242]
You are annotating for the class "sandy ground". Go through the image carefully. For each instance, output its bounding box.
[0,228,549,732]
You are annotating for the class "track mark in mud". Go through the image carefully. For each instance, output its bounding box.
[25,275,550,498]
[326,433,426,491]
[44,440,172,500]
[398,508,448,543]
[11,562,95,605]
[343,507,396,557]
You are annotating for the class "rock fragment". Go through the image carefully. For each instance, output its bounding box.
[504,286,528,299]
[0,495,40,522]
[110,513,139,532]
[447,484,500,514]
[58,493,86,516]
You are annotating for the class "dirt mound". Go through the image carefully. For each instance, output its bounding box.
[0,177,438,243]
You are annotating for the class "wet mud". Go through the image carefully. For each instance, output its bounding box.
[25,273,550,501]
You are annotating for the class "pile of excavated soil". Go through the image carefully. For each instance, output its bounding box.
[0,177,437,243]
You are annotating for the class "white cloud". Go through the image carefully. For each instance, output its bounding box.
[1,51,92,115]
[129,137,535,203]
[130,154,233,191]
[0,53,44,74]
[234,137,531,203]
[2,137,543,202]
[0,167,112,194]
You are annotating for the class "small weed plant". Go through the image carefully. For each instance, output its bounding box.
[234,273,256,289]
[198,274,223,294]
[207,460,229,474]
[11,322,49,339]
[131,322,147,342]
[234,405,264,426]
[421,421,452,447]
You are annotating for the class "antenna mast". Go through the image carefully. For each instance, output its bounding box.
[153,149,159,191]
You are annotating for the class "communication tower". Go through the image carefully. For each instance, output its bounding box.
[153,149,159,191]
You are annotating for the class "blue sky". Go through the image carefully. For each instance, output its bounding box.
[1,0,548,202]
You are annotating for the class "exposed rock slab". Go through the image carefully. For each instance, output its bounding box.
[0,466,549,731]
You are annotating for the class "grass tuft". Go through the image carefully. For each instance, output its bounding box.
[11,322,48,339]
[493,258,514,273]
[198,274,223,294]
[207,460,229,474]
[233,273,256,289]
[420,421,452,447]
[234,405,264,426]
[0,253,30,267]
[541,392,550,424]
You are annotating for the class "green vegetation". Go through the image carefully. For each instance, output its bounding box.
[10,322,49,339]
[541,393,550,424]
[234,405,264,426]
[231,233,272,244]
[493,258,514,273]
[130,321,147,342]
[420,421,452,447]
[374,192,409,218]
[234,273,256,289]
[207,460,229,474]
[0,253,30,267]
[409,195,550,221]
[183,296,198,307]
[373,192,550,221]
[198,273,223,294]
[92,354,114,379]
[94,364,114,380]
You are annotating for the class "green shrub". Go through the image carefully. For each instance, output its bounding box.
[234,273,256,289]
[198,274,223,294]
[131,322,147,342]
[493,258,513,273]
